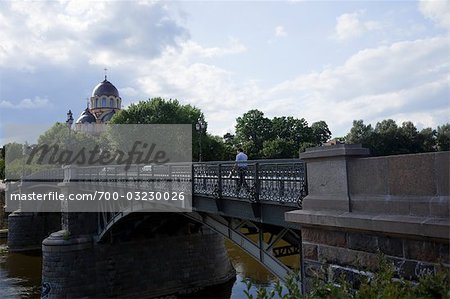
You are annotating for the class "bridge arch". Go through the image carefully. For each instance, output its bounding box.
[95,209,303,288]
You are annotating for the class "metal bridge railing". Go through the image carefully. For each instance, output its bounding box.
[193,159,307,207]
[19,159,307,207]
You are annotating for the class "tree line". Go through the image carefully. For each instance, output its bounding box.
[345,119,449,156]
[109,100,332,161]
[1,97,449,180]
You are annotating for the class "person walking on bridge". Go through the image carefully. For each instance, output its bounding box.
[234,148,249,195]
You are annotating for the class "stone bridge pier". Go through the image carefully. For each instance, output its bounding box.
[6,183,61,252]
[41,207,234,298]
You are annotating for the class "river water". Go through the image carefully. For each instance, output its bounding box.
[0,238,295,298]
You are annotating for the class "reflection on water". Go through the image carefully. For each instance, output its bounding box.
[0,238,296,298]
[0,239,41,299]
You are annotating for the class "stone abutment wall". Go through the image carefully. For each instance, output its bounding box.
[287,145,449,290]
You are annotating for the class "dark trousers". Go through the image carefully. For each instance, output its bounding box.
[236,167,249,193]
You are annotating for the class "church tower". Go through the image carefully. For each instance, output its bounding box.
[74,72,122,133]
[89,73,122,123]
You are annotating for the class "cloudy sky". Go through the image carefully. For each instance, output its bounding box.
[0,0,449,144]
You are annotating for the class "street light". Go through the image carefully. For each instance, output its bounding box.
[195,118,205,162]
[65,110,74,160]
[66,110,74,129]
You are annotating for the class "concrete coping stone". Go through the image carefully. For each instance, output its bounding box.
[300,144,370,160]
[285,209,449,240]
[42,230,93,251]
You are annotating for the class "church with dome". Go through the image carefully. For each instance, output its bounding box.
[73,74,122,133]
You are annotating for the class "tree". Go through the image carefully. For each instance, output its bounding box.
[311,121,332,144]
[436,123,450,151]
[0,159,4,180]
[272,116,311,145]
[202,134,234,161]
[299,141,318,154]
[345,120,373,145]
[111,98,203,125]
[344,119,449,156]
[234,109,332,158]
[417,127,436,152]
[261,139,297,159]
[110,97,228,161]
[4,142,24,163]
[223,133,235,145]
[235,109,273,159]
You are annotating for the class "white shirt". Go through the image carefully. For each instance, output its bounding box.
[235,152,248,168]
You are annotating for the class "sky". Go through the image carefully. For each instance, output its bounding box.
[0,0,449,144]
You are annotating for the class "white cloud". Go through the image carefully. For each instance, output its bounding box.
[0,97,50,109]
[0,1,447,141]
[265,36,450,135]
[275,26,288,37]
[419,0,450,29]
[0,1,187,70]
[335,11,381,40]
[122,34,449,137]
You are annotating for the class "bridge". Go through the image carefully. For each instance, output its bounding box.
[8,144,447,298]
[12,159,308,288]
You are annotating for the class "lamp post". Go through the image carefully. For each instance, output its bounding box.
[195,118,205,162]
[66,110,74,129]
[65,110,74,168]
[66,110,74,144]
[21,141,29,181]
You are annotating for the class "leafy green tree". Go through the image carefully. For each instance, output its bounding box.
[235,109,273,159]
[4,142,24,163]
[311,121,332,145]
[345,119,449,156]
[272,116,312,146]
[110,97,229,161]
[345,120,374,145]
[202,134,235,161]
[299,141,318,154]
[261,139,297,159]
[223,133,235,145]
[111,98,202,125]
[398,121,418,152]
[436,123,450,151]
[0,159,4,180]
[234,110,331,158]
[418,127,436,152]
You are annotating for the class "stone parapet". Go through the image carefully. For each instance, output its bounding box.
[286,210,449,240]
[299,144,369,212]
[348,151,449,217]
[289,147,449,290]
[300,144,370,160]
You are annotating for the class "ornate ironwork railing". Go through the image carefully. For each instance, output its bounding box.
[19,159,307,207]
[193,159,307,207]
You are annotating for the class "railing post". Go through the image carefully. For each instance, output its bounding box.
[218,163,222,199]
[168,164,173,194]
[254,162,260,202]
[202,164,206,192]
[192,163,195,196]
[137,164,141,190]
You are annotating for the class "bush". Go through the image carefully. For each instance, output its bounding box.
[243,257,450,299]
